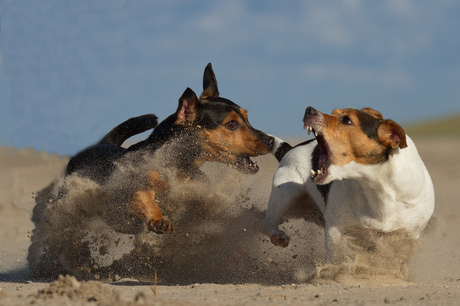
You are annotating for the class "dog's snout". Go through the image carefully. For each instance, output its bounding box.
[306,106,318,116]
[265,136,275,149]
[303,106,319,123]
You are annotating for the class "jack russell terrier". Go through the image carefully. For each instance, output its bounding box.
[263,106,435,269]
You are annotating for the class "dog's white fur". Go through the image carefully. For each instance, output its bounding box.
[263,110,435,264]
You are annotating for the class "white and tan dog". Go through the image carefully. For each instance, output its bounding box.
[263,106,435,266]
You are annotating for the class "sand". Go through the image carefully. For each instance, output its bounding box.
[1,137,460,305]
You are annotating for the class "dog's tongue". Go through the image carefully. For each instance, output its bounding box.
[318,153,328,170]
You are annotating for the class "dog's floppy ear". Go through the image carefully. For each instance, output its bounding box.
[175,88,200,125]
[200,63,219,99]
[362,107,383,119]
[377,120,407,149]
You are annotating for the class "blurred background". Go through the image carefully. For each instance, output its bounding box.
[1,0,459,155]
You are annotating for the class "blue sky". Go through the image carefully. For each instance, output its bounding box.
[1,0,459,155]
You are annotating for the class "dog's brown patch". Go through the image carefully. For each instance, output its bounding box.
[361,107,384,119]
[313,108,406,166]
[196,109,271,165]
[320,109,389,165]
[126,171,173,234]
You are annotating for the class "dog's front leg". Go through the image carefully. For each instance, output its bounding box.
[260,167,306,247]
[126,171,174,234]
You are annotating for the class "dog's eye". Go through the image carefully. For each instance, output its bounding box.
[341,116,353,125]
[225,120,239,130]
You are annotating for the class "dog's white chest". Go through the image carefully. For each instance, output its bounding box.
[325,139,435,238]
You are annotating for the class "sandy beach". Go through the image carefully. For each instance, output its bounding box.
[1,137,460,305]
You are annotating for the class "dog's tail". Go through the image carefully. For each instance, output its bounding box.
[98,114,158,146]
[270,135,293,162]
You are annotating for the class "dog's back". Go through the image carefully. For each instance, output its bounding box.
[66,114,158,182]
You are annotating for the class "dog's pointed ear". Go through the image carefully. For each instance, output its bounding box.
[200,63,219,99]
[175,88,200,125]
[377,120,407,149]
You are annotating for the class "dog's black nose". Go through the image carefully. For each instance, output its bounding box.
[303,106,318,122]
[305,106,318,116]
[265,136,275,149]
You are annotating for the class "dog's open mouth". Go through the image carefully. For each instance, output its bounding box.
[304,124,331,184]
[234,155,259,174]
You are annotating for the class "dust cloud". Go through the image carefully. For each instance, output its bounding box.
[27,139,438,286]
[27,142,324,285]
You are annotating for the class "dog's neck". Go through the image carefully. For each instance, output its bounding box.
[155,130,203,179]
[337,136,429,212]
[127,115,204,179]
[330,136,433,235]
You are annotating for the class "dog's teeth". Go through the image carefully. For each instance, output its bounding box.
[314,131,318,137]
[311,169,316,176]
[307,127,311,135]
[317,169,322,175]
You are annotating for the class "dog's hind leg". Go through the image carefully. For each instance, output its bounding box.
[126,171,174,234]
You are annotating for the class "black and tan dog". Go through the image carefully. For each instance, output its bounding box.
[65,63,275,235]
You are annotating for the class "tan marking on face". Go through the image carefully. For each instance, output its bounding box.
[196,109,271,164]
[318,109,389,166]
[331,108,344,116]
[239,108,253,127]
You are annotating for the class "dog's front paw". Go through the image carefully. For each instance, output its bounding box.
[148,219,174,234]
[270,233,290,247]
